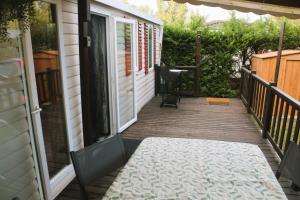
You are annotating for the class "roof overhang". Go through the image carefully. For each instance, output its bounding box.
[168,0,300,19]
[95,0,163,25]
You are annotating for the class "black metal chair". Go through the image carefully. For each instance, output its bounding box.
[160,65,181,108]
[276,142,300,191]
[70,134,142,200]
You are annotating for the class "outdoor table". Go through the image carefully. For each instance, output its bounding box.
[102,137,287,200]
[174,65,200,97]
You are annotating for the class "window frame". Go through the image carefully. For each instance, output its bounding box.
[148,24,154,69]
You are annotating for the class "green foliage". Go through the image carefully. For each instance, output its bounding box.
[161,14,300,97]
[0,0,34,40]
[30,1,58,51]
[156,0,188,25]
[162,25,196,66]
[188,14,207,32]
[200,31,236,97]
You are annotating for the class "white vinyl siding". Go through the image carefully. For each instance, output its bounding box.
[136,22,161,112]
[62,0,83,151]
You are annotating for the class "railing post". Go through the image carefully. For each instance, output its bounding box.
[154,64,161,96]
[239,68,244,98]
[247,70,256,113]
[262,82,276,139]
[194,66,200,97]
[46,68,53,103]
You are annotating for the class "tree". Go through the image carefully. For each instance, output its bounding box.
[161,13,300,97]
[121,0,154,15]
[156,0,188,25]
[30,1,58,51]
[188,14,207,32]
[0,0,35,40]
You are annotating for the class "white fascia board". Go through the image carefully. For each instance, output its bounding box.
[94,0,164,25]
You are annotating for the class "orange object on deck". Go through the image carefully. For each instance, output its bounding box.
[207,97,230,105]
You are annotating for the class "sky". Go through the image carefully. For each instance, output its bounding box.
[127,0,269,22]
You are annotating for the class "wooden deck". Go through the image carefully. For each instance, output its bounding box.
[56,97,300,200]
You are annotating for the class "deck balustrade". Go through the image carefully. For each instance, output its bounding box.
[241,67,300,158]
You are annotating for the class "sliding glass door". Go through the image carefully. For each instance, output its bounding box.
[30,1,70,178]
[23,1,71,198]
[0,23,42,200]
[115,18,137,132]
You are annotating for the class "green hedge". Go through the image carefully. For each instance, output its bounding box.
[161,17,300,97]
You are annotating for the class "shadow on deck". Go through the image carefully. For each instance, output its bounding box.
[57,97,300,200]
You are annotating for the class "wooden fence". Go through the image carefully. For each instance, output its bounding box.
[35,69,62,105]
[241,67,300,158]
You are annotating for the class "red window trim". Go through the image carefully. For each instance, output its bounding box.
[138,22,143,71]
[125,24,132,77]
[154,26,157,65]
[144,23,149,75]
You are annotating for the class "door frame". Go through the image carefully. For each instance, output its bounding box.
[8,29,45,200]
[91,4,118,135]
[22,0,75,199]
[113,17,138,133]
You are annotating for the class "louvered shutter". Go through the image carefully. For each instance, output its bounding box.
[144,23,149,75]
[154,26,157,65]
[138,22,143,71]
[125,24,132,76]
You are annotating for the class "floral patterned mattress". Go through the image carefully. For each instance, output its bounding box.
[102,137,287,200]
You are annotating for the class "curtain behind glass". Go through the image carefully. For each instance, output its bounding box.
[89,15,110,139]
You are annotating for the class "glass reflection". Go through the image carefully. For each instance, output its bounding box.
[31,1,70,178]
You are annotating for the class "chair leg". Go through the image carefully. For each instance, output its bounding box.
[275,171,281,179]
[79,185,89,200]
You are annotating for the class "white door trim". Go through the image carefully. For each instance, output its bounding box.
[23,29,52,199]
[18,31,45,200]
[90,4,118,135]
[23,0,75,199]
[113,17,138,133]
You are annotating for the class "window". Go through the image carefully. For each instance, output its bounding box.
[124,23,132,76]
[116,20,135,130]
[148,25,153,68]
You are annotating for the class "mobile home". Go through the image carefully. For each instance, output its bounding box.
[0,0,163,199]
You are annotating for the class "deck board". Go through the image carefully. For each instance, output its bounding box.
[56,97,300,200]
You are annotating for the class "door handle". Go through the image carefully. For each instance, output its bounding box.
[31,107,42,115]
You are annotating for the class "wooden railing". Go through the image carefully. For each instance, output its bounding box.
[241,67,300,158]
[35,69,62,104]
[240,68,251,106]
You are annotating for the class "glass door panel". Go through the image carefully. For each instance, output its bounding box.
[116,20,136,131]
[89,14,110,138]
[0,24,41,200]
[30,1,69,178]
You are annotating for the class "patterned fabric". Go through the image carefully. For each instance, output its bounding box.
[102,137,287,200]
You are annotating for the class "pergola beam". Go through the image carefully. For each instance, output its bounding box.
[170,0,300,19]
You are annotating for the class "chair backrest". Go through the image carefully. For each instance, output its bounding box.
[161,65,181,92]
[70,134,127,188]
[277,142,300,186]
